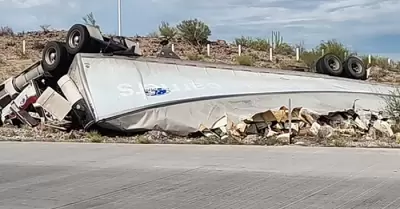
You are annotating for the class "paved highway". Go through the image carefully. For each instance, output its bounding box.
[0,142,400,209]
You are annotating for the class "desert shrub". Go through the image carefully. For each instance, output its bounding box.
[85,131,104,143]
[270,31,295,55]
[39,24,51,33]
[300,50,321,67]
[177,19,211,53]
[275,42,295,55]
[300,39,350,67]
[158,21,177,40]
[234,32,294,55]
[360,55,394,70]
[187,53,203,61]
[384,87,400,122]
[0,26,14,36]
[314,39,349,60]
[234,36,270,51]
[234,36,252,46]
[236,55,253,66]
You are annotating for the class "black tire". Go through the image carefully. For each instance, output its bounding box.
[66,24,92,54]
[343,56,367,80]
[315,56,325,74]
[41,41,69,72]
[320,53,343,76]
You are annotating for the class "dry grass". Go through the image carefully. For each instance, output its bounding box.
[0,125,399,148]
[236,55,254,66]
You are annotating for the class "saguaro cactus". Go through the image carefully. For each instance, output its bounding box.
[271,31,284,49]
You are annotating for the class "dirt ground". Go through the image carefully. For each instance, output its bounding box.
[1,125,399,148]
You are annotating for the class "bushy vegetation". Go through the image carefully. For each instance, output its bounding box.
[384,88,400,122]
[236,55,254,66]
[155,19,211,53]
[359,55,400,71]
[0,26,14,36]
[234,36,270,51]
[39,24,51,33]
[234,31,294,55]
[176,19,211,53]
[158,21,177,40]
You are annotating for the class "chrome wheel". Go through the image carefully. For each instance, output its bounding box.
[351,62,362,74]
[68,30,81,49]
[45,48,57,65]
[328,58,340,71]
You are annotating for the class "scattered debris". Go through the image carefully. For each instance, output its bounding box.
[197,105,400,145]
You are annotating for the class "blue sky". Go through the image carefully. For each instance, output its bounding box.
[1,0,399,60]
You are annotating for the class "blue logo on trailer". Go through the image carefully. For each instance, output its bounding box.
[144,87,170,96]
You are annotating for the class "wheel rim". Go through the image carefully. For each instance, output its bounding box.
[68,30,81,49]
[328,58,340,71]
[45,47,57,65]
[351,62,362,74]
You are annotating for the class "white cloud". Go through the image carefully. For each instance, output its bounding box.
[3,0,58,8]
[148,0,400,57]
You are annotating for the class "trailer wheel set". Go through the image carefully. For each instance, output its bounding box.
[41,24,94,73]
[314,53,367,80]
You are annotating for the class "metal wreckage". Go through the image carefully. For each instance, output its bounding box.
[0,24,398,140]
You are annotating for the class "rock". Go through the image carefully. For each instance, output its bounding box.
[318,124,334,139]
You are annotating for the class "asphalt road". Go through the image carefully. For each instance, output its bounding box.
[1,142,400,209]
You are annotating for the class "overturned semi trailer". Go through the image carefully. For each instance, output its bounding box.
[0,23,391,135]
[41,53,396,136]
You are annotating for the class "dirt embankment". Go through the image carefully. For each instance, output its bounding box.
[1,30,399,84]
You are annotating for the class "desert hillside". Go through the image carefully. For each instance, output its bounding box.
[0,30,399,85]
